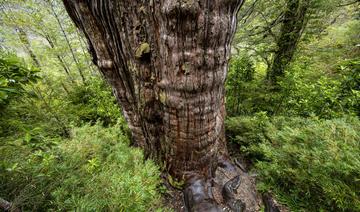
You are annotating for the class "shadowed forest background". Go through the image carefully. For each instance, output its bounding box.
[0,0,359,211]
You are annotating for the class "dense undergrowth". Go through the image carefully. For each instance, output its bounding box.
[225,16,360,211]
[226,13,360,211]
[1,122,162,211]
[226,114,360,211]
[0,54,164,211]
[0,0,359,211]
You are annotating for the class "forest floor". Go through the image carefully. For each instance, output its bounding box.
[162,142,288,212]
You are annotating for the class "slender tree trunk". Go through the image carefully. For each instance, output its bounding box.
[17,28,41,68]
[42,32,76,84]
[31,85,70,137]
[63,1,256,210]
[16,29,70,137]
[267,0,309,86]
[48,0,87,84]
[61,82,70,95]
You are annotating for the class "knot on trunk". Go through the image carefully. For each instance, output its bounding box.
[135,42,151,62]
[162,0,200,19]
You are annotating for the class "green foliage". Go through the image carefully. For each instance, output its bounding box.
[225,112,269,159]
[337,59,360,116]
[228,55,255,82]
[226,55,360,119]
[66,77,122,126]
[226,115,360,211]
[337,62,359,110]
[0,0,358,211]
[0,51,158,211]
[0,53,39,106]
[234,0,356,68]
[0,121,163,211]
[0,0,93,83]
[226,54,256,116]
[275,58,359,118]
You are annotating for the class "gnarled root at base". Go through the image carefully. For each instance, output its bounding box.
[183,158,261,212]
[0,198,20,212]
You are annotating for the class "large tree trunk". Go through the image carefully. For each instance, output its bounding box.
[63,0,257,211]
[267,0,309,87]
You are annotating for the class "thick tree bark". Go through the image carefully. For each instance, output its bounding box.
[63,0,243,179]
[267,0,309,86]
[63,0,250,210]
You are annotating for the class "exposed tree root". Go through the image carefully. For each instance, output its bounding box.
[262,193,289,212]
[162,153,289,212]
[183,158,262,212]
[0,198,19,212]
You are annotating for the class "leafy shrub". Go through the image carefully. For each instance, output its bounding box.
[0,121,163,211]
[226,115,360,211]
[0,54,55,137]
[337,58,360,116]
[0,72,120,139]
[225,56,360,118]
[226,18,360,119]
[0,53,39,107]
[275,58,360,118]
[66,77,121,126]
[225,112,270,159]
[226,54,257,116]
